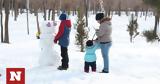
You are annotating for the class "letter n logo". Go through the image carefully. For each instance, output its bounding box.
[6,68,25,84]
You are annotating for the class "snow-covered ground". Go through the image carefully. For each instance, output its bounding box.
[0,13,160,84]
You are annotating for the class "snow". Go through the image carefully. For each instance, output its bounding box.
[0,13,160,84]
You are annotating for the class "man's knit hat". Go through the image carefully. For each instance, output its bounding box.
[96,13,104,20]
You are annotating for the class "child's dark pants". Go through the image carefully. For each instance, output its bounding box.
[60,46,69,68]
[84,61,96,72]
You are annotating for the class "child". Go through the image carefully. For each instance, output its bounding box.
[84,40,99,73]
[54,13,71,70]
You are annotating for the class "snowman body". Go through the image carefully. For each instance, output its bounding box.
[39,21,59,66]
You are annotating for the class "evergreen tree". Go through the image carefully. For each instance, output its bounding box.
[75,8,88,52]
[143,29,160,42]
[143,0,160,42]
[143,0,160,10]
[127,14,139,42]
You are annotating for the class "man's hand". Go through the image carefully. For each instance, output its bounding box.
[95,29,99,34]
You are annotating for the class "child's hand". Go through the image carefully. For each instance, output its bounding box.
[54,39,58,44]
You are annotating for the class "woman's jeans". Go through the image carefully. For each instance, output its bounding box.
[100,42,112,72]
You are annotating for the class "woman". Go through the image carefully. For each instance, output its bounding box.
[95,13,112,73]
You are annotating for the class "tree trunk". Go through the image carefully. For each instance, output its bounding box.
[4,0,10,43]
[51,0,56,21]
[0,0,4,42]
[52,9,55,21]
[36,12,40,34]
[74,9,77,15]
[80,40,84,52]
[135,10,138,17]
[145,10,148,20]
[0,12,3,43]
[43,0,47,21]
[26,9,29,35]
[118,1,121,16]
[48,9,51,20]
[84,0,88,27]
[26,0,30,35]
[125,9,129,16]
[13,0,18,21]
[43,9,46,20]
[108,8,111,17]
[154,15,159,36]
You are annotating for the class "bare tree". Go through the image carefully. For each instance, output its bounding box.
[4,0,10,43]
[43,0,47,20]
[31,0,41,37]
[50,0,56,21]
[143,0,160,41]
[0,0,4,42]
[118,0,122,16]
[1,0,158,44]
[84,0,89,27]
[13,0,19,21]
[103,0,113,17]
[36,12,40,38]
[26,0,30,35]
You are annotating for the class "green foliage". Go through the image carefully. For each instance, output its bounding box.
[127,14,139,42]
[143,0,160,43]
[144,0,160,6]
[143,30,159,42]
[143,0,160,12]
[75,8,88,52]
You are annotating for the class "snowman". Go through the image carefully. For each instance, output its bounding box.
[39,21,60,66]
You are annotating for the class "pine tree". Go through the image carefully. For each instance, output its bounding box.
[127,14,139,42]
[143,30,159,42]
[75,8,88,52]
[143,0,160,32]
[143,0,160,42]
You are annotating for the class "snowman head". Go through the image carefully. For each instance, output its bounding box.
[41,21,55,34]
[46,22,51,27]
